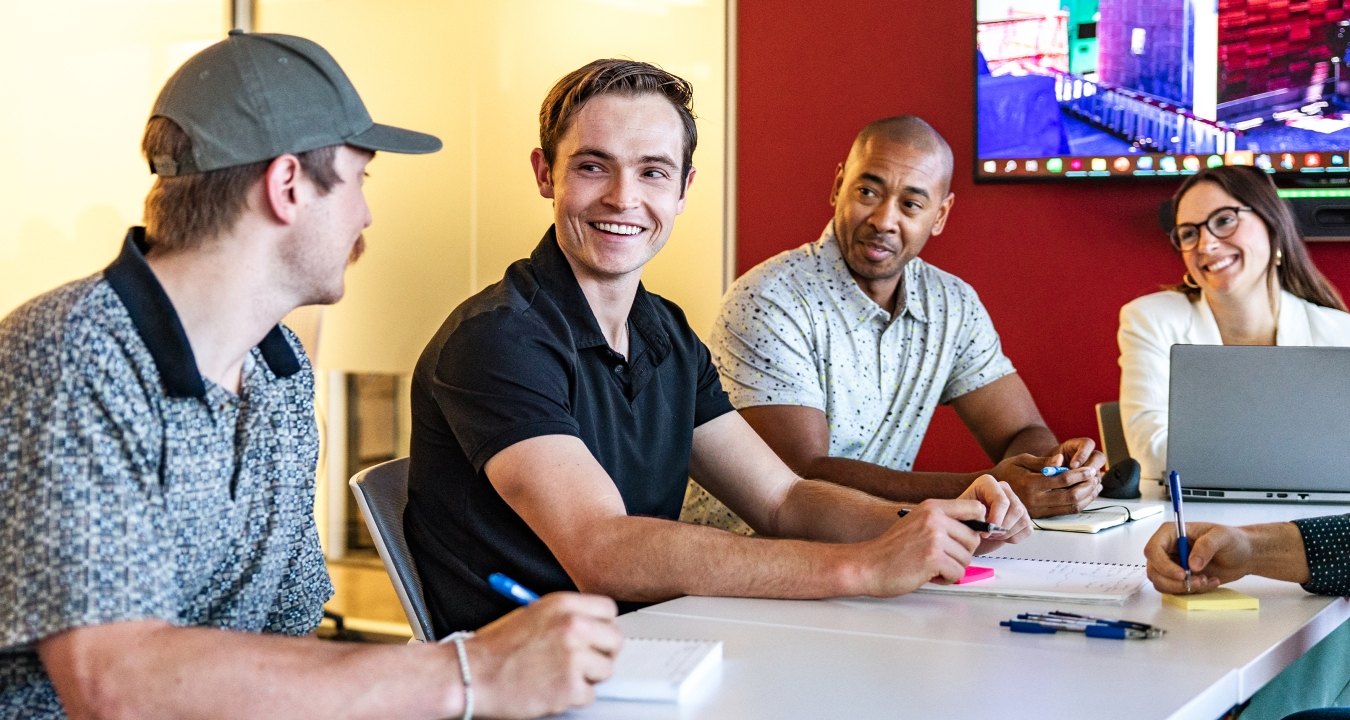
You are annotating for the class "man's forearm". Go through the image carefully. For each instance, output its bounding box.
[556,514,875,603]
[1244,522,1311,584]
[795,455,982,502]
[44,623,461,720]
[999,425,1059,460]
[772,476,906,541]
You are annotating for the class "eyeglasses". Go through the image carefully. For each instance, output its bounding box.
[1169,206,1253,251]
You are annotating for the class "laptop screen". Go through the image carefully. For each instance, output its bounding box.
[1167,345,1350,501]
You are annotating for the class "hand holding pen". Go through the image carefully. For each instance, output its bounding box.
[987,451,1102,518]
[458,574,622,718]
[1143,521,1251,595]
[954,473,1033,543]
[871,499,990,592]
[1168,471,1193,593]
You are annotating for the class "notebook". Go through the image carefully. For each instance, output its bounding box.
[1034,501,1165,534]
[1167,345,1350,503]
[914,556,1146,604]
[596,637,723,703]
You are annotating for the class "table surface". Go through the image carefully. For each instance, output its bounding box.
[566,486,1350,720]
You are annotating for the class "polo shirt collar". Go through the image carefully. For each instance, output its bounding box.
[818,223,929,331]
[103,227,301,398]
[529,227,672,359]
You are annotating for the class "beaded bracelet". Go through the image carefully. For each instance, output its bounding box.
[441,630,476,720]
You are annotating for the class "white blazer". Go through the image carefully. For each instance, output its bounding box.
[1117,289,1350,480]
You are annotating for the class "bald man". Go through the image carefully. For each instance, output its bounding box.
[699,116,1104,523]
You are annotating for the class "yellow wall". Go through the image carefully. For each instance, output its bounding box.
[2,1,727,375]
[258,0,729,375]
[0,2,225,317]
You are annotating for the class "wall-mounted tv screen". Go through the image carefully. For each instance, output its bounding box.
[975,0,1350,183]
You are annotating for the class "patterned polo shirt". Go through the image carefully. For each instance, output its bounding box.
[710,222,1015,469]
[0,228,332,716]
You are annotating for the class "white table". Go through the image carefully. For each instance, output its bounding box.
[569,492,1350,719]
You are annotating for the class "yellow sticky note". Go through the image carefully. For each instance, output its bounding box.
[1162,587,1260,611]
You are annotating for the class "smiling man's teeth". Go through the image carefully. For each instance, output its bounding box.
[593,222,642,235]
[1206,256,1236,272]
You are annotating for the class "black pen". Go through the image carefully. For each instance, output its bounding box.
[897,508,1008,535]
[1044,610,1153,631]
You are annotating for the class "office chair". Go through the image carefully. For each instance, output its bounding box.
[1094,401,1129,468]
[1094,401,1140,499]
[349,457,436,642]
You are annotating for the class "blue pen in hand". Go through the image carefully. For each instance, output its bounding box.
[488,572,540,605]
[1168,471,1193,593]
[1041,466,1069,476]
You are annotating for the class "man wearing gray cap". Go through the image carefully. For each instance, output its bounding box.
[0,31,620,719]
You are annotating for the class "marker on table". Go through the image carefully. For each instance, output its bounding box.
[489,572,540,606]
[1041,466,1069,476]
[1168,470,1193,593]
[897,508,1008,535]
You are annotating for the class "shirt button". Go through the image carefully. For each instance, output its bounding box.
[614,365,626,375]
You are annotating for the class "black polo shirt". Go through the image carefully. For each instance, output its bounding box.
[407,228,734,634]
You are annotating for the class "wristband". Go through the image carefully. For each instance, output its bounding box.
[441,630,476,720]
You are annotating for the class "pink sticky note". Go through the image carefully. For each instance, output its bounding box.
[956,565,995,584]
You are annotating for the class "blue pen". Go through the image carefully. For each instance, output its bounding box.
[1168,471,1193,593]
[1002,619,1154,640]
[1041,466,1069,476]
[488,573,540,605]
[1019,613,1165,637]
[1001,620,1057,634]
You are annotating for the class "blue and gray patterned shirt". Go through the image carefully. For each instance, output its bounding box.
[0,228,332,716]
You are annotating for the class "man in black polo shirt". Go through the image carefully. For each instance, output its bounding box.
[407,58,1034,635]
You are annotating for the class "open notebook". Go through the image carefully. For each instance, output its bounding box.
[914,556,1146,604]
[1034,501,1165,534]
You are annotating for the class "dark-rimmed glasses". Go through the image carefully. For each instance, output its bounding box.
[1169,206,1253,251]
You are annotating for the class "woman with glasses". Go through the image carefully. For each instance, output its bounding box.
[1117,165,1350,481]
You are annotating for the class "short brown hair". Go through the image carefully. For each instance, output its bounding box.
[1167,166,1346,312]
[538,59,697,187]
[141,117,341,251]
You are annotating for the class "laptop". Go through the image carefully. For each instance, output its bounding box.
[1167,344,1350,503]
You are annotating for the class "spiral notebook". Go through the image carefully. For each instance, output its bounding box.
[914,556,1146,604]
[596,637,723,703]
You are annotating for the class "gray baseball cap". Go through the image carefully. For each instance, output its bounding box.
[149,30,441,176]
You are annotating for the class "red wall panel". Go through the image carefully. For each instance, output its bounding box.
[735,0,1350,471]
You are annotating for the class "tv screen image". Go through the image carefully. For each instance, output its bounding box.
[975,0,1350,182]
